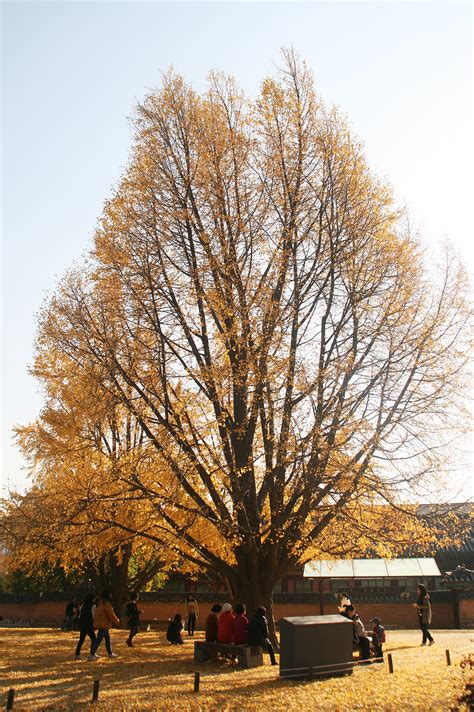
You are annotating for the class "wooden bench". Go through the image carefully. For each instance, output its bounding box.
[194,641,264,668]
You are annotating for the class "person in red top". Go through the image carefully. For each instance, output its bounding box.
[232,603,249,645]
[217,602,235,643]
[205,603,222,642]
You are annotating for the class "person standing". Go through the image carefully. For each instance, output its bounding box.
[74,593,96,660]
[413,584,434,646]
[64,597,77,631]
[370,617,385,661]
[72,599,81,631]
[125,591,142,648]
[247,606,277,665]
[89,590,120,660]
[185,594,199,636]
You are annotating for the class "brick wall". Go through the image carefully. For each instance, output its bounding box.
[459,597,474,628]
[1,592,472,629]
[0,600,64,623]
[272,601,455,628]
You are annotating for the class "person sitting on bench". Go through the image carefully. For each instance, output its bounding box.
[217,603,235,643]
[247,606,277,665]
[233,603,249,644]
[205,603,222,643]
[345,606,370,660]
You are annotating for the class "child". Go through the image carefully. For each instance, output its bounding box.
[370,617,385,661]
[125,591,142,647]
[166,613,184,644]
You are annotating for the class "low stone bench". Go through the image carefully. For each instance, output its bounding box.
[194,641,263,668]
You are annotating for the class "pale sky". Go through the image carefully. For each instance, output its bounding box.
[1,1,473,496]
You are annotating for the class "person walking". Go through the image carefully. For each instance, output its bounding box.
[125,591,142,648]
[247,606,277,665]
[185,594,199,636]
[413,584,434,646]
[89,590,120,660]
[74,593,96,660]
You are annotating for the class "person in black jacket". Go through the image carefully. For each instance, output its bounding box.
[74,593,96,660]
[64,597,77,631]
[125,591,142,647]
[166,613,184,644]
[247,606,277,665]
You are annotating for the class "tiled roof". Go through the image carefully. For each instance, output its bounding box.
[441,565,474,583]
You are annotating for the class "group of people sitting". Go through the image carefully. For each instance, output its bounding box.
[166,601,277,665]
[338,593,385,662]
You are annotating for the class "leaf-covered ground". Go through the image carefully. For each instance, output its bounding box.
[0,628,472,710]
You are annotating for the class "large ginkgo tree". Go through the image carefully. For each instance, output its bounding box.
[4,51,470,636]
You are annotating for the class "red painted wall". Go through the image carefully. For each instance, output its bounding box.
[1,598,472,628]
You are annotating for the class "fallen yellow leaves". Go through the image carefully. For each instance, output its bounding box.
[0,628,472,710]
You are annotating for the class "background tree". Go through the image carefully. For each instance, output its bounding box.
[0,560,79,594]
[1,356,171,616]
[4,51,471,637]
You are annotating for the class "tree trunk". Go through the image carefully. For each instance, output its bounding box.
[84,557,108,592]
[84,549,132,627]
[228,552,281,651]
[109,546,131,625]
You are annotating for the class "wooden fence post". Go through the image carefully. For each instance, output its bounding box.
[194,671,200,693]
[6,689,14,711]
[308,665,314,679]
[445,650,451,666]
[388,653,394,673]
[92,680,100,702]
